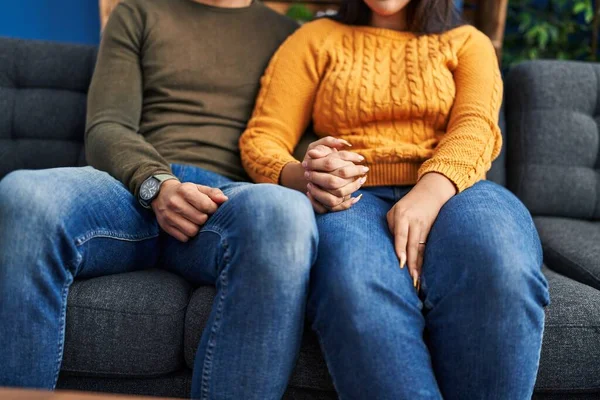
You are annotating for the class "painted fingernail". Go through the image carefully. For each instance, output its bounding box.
[304,171,310,179]
[351,193,363,204]
[302,161,308,168]
[362,166,370,174]
[359,176,367,185]
[413,274,419,288]
[399,252,406,269]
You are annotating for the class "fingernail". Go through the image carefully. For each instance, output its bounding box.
[358,155,365,161]
[338,139,352,147]
[359,176,367,185]
[362,166,370,174]
[307,183,313,190]
[302,161,308,168]
[400,252,406,269]
[304,171,310,179]
[351,193,363,204]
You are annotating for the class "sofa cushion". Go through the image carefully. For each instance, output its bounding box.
[0,37,95,179]
[537,267,600,393]
[61,269,192,377]
[505,60,600,219]
[184,286,335,392]
[535,217,600,291]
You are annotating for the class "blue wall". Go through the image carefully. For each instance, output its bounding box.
[0,0,101,45]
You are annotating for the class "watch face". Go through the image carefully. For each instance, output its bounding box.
[140,178,159,201]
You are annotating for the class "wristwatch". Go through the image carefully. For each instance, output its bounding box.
[138,174,179,209]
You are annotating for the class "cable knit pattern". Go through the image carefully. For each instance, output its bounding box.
[239,18,503,192]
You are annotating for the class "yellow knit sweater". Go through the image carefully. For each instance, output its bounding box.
[239,18,503,192]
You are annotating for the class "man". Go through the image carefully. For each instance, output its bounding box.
[0,0,318,398]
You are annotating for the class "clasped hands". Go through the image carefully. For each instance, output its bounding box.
[301,136,456,289]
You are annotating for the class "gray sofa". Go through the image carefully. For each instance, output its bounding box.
[1,36,600,399]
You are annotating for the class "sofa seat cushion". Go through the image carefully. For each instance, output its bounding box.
[61,269,192,377]
[537,267,600,392]
[535,217,600,291]
[184,286,335,392]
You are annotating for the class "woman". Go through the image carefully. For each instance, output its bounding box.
[239,0,550,398]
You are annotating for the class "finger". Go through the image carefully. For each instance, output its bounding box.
[332,164,369,179]
[417,230,431,286]
[329,176,367,198]
[328,193,362,212]
[166,195,209,226]
[305,171,352,190]
[196,185,228,204]
[393,215,409,270]
[307,183,345,209]
[306,191,328,214]
[407,222,422,288]
[306,145,336,160]
[308,136,352,151]
[336,150,366,164]
[177,186,219,214]
[164,225,190,243]
[165,212,200,238]
[304,154,350,172]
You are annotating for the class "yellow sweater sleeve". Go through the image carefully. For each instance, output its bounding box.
[239,20,332,184]
[417,27,503,192]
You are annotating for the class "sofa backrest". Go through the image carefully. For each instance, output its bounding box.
[506,60,600,219]
[0,37,96,180]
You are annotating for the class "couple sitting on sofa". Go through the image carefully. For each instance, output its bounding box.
[0,0,550,398]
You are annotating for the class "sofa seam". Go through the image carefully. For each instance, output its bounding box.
[543,245,600,288]
[544,324,600,328]
[60,367,179,378]
[67,303,188,317]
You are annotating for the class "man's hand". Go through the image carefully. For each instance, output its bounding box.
[386,173,456,289]
[302,137,368,213]
[151,180,228,242]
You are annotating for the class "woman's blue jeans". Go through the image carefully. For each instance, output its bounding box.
[0,164,318,400]
[308,181,550,400]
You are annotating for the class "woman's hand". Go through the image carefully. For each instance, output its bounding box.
[386,173,456,289]
[302,137,367,213]
[280,136,367,213]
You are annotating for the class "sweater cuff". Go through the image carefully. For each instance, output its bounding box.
[418,161,473,193]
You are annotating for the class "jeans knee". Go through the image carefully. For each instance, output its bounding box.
[237,184,318,259]
[461,237,549,308]
[0,170,62,226]
[225,184,318,292]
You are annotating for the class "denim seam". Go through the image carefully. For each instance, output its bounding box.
[200,236,230,400]
[51,255,78,389]
[74,230,159,246]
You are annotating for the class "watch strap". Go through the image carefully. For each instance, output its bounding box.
[153,174,179,184]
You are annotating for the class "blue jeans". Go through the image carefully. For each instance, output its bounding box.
[308,181,550,400]
[0,164,318,400]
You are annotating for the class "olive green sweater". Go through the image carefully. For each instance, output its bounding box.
[85,0,298,195]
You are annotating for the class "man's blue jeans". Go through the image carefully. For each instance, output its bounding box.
[0,164,318,400]
[308,181,550,400]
